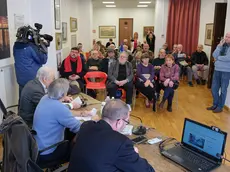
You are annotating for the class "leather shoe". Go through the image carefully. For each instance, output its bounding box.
[167,105,172,112]
[206,106,217,110]
[213,107,223,113]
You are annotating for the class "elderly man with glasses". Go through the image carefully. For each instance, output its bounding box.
[68,99,155,172]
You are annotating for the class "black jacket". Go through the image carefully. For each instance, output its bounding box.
[19,79,45,127]
[191,51,209,65]
[68,120,154,172]
[0,114,42,172]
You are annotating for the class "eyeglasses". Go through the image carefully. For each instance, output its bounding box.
[117,119,130,125]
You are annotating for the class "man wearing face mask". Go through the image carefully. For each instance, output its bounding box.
[60,47,87,91]
[107,52,134,110]
[68,99,155,172]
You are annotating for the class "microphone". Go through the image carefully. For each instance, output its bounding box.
[42,34,53,42]
[216,153,230,163]
[131,114,147,135]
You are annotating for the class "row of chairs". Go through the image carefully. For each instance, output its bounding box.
[83,71,179,111]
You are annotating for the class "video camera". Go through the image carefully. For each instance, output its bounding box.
[16,23,53,54]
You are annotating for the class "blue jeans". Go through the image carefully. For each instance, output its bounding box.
[163,87,174,106]
[211,71,230,109]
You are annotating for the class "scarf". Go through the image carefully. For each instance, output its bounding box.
[64,55,82,73]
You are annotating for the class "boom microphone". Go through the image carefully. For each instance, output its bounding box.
[42,34,53,42]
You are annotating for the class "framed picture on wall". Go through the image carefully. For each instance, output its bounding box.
[56,52,62,71]
[0,0,10,60]
[143,26,154,37]
[62,22,67,42]
[71,34,77,47]
[204,23,214,46]
[55,33,62,50]
[70,17,77,32]
[99,26,116,38]
[54,0,61,30]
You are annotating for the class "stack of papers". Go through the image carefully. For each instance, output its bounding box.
[75,108,98,121]
[120,125,134,135]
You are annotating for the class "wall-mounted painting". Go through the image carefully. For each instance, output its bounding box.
[70,17,77,32]
[55,33,62,50]
[204,23,213,46]
[56,52,62,71]
[99,26,116,38]
[0,0,10,60]
[54,0,61,30]
[62,22,67,42]
[143,26,154,37]
[71,34,77,47]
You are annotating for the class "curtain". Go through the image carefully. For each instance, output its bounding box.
[166,0,201,56]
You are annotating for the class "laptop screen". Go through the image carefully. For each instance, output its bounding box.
[182,119,227,162]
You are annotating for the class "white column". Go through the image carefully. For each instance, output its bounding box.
[154,0,169,57]
[224,0,230,108]
[77,0,93,52]
[29,0,57,71]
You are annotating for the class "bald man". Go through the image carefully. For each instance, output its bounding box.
[207,32,230,113]
[191,44,209,85]
[68,99,155,172]
[86,50,101,71]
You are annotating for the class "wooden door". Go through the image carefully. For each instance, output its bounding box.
[119,18,133,48]
[207,3,227,88]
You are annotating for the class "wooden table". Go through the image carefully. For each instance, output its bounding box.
[71,94,230,172]
[134,128,230,172]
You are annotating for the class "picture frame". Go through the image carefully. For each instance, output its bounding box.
[55,33,62,50]
[71,34,77,47]
[99,26,116,38]
[62,22,67,42]
[143,26,154,37]
[56,52,62,71]
[70,17,77,32]
[204,23,214,46]
[54,0,61,30]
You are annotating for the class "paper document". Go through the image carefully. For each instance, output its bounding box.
[120,125,134,135]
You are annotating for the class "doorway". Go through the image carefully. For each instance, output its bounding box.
[207,3,227,88]
[119,18,133,48]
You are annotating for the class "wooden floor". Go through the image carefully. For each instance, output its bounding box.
[132,82,230,164]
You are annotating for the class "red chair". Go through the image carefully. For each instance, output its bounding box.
[84,71,107,98]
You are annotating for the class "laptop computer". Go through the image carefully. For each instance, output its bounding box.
[161,118,227,172]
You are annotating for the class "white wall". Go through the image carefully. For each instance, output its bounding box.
[198,0,226,59]
[154,0,169,57]
[61,0,79,58]
[93,8,155,46]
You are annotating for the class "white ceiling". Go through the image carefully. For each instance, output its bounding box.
[92,0,155,8]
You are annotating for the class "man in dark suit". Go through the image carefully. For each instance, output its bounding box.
[99,48,116,74]
[68,99,155,172]
[19,67,55,127]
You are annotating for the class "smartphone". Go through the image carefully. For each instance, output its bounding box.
[132,136,147,144]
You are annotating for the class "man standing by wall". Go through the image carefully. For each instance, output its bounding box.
[207,32,230,113]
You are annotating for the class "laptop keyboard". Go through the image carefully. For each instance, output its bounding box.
[183,150,215,170]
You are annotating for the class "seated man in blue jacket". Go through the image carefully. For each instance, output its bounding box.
[14,41,48,100]
[68,99,155,172]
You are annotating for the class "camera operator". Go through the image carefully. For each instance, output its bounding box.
[13,24,52,102]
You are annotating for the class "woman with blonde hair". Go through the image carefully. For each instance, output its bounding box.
[131,32,141,53]
[159,54,179,112]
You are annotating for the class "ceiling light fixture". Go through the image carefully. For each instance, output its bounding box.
[137,5,148,7]
[139,1,151,3]
[106,5,116,7]
[102,1,115,4]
